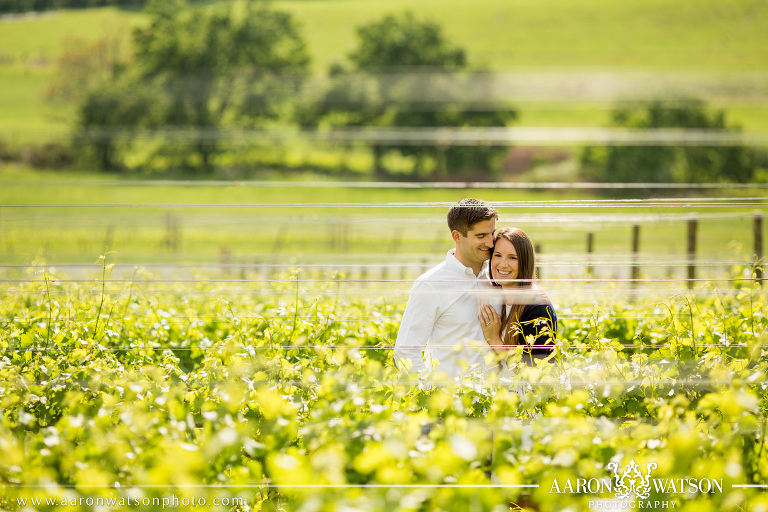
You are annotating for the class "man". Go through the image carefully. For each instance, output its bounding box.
[394,198,500,381]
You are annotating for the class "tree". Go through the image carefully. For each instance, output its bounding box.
[76,77,158,171]
[580,100,757,183]
[299,12,516,180]
[80,0,310,172]
[45,34,133,171]
[45,35,126,106]
[1,0,147,14]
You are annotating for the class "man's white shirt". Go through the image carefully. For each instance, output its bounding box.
[394,250,501,380]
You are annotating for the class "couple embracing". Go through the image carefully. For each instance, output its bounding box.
[393,198,557,381]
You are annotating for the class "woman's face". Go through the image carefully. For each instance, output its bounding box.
[491,238,519,286]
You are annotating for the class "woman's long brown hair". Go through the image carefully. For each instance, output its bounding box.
[490,227,536,345]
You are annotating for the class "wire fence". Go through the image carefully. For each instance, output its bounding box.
[1,187,765,295]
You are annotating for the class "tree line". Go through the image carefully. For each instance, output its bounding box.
[37,0,768,182]
[0,0,145,14]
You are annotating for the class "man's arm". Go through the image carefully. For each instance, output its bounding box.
[393,281,437,374]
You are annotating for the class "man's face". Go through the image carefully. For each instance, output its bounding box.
[453,219,496,270]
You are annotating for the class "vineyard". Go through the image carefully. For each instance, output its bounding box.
[1,183,768,511]
[0,260,766,511]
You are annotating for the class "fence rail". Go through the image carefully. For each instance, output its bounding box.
[1,194,764,285]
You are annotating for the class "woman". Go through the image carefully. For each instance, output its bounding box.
[478,227,556,364]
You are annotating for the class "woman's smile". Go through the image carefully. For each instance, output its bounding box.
[491,238,519,284]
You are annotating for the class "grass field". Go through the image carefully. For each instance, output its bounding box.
[280,0,768,72]
[1,0,768,144]
[0,175,764,294]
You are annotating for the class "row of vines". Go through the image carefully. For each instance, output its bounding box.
[1,263,767,511]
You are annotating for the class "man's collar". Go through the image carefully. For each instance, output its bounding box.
[446,250,489,278]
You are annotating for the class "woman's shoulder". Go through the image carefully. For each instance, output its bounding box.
[521,299,556,321]
[528,284,553,306]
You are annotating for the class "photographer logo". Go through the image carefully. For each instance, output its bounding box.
[607,459,656,500]
[548,459,723,510]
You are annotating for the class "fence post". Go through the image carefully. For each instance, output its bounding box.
[254,259,262,282]
[755,213,764,285]
[272,225,287,255]
[389,228,402,255]
[328,223,336,251]
[2,208,13,258]
[431,230,445,254]
[687,217,697,289]
[535,244,542,280]
[631,225,640,281]
[220,245,231,277]
[586,232,594,276]
[328,220,350,253]
[165,213,180,253]
[103,224,115,252]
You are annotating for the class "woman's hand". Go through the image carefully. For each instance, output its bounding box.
[478,304,503,351]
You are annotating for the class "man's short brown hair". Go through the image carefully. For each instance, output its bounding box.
[447,198,498,236]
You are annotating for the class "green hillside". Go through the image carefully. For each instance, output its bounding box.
[1,0,767,143]
[280,0,768,72]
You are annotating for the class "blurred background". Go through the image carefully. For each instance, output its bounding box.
[1,0,767,301]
